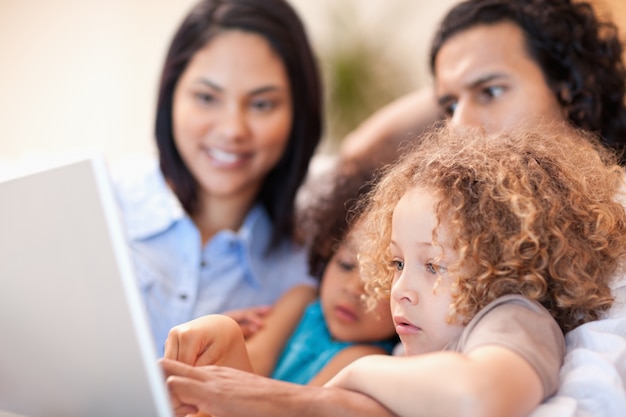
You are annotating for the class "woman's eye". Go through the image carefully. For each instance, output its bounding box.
[251,99,276,112]
[194,92,216,104]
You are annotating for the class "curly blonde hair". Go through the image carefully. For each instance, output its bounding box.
[359,124,626,333]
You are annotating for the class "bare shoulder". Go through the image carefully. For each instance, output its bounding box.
[275,284,317,307]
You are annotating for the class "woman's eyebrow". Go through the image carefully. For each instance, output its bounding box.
[194,78,286,96]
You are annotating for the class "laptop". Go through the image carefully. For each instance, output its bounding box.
[0,155,173,417]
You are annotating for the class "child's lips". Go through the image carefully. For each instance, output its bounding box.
[334,305,358,323]
[394,316,422,335]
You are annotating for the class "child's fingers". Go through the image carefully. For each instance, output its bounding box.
[163,333,180,361]
[160,358,202,379]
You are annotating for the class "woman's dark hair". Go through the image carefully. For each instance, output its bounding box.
[429,0,626,161]
[155,0,323,247]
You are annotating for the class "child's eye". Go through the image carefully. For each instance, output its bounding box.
[337,260,356,272]
[391,260,404,271]
[425,263,446,275]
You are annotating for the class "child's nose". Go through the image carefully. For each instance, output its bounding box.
[390,272,418,305]
[342,275,363,298]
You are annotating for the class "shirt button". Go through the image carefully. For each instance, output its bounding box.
[179,293,188,301]
[200,260,207,267]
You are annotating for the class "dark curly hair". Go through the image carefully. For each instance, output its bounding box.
[429,0,626,162]
[298,158,383,281]
[360,123,626,334]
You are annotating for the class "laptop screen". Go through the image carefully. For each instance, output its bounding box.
[0,156,172,417]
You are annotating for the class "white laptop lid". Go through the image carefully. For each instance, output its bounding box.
[0,156,172,417]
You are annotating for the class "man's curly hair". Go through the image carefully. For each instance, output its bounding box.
[429,0,626,162]
[359,124,626,333]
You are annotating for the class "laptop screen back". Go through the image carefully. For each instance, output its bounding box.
[0,156,172,417]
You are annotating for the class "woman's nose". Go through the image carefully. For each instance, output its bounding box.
[215,105,250,143]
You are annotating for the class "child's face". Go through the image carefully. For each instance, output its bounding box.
[319,239,396,343]
[389,186,464,356]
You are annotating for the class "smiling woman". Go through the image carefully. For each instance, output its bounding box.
[171,30,293,243]
[110,0,323,357]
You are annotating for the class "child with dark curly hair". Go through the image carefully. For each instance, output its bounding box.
[326,124,626,417]
[163,159,397,389]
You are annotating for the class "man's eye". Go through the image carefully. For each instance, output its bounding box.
[481,86,505,100]
[442,101,457,117]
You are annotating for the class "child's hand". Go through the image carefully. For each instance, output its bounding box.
[164,314,253,371]
[223,305,272,338]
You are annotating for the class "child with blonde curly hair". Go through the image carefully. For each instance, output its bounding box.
[326,124,626,417]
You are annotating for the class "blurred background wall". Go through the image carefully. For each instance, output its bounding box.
[0,0,457,168]
[0,0,623,168]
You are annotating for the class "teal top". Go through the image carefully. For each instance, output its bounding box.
[271,300,396,384]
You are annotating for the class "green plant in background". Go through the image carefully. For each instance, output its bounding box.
[318,1,415,151]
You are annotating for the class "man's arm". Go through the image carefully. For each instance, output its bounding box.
[160,359,395,417]
[340,86,442,162]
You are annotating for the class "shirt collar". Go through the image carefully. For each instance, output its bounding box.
[122,166,185,241]
[119,161,294,288]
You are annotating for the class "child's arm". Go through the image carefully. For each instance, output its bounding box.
[245,285,317,376]
[307,345,390,386]
[163,285,315,377]
[164,314,253,372]
[222,305,272,338]
[325,345,542,417]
